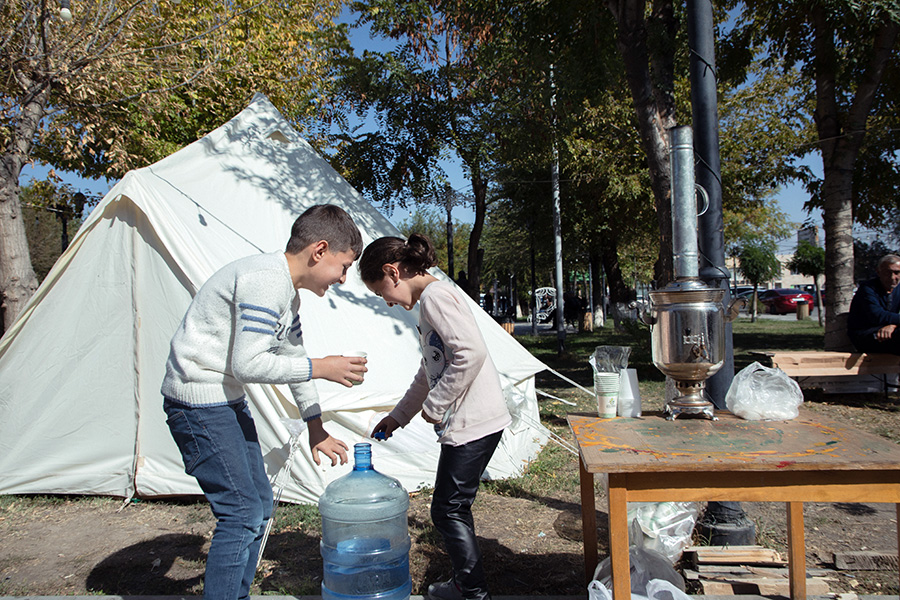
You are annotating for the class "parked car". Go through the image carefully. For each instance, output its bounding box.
[799,284,824,301]
[758,288,815,314]
[735,288,759,311]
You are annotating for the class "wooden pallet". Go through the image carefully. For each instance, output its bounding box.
[833,551,900,571]
[750,351,900,394]
[683,545,834,596]
[750,351,900,378]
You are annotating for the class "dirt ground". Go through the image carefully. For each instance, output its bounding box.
[2,394,900,597]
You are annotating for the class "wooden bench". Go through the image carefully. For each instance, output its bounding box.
[750,351,900,395]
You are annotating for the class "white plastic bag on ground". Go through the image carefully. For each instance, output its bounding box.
[588,577,692,600]
[724,361,803,420]
[592,545,686,597]
[627,502,699,564]
[646,578,693,600]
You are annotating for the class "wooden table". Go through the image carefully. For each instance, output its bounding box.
[568,409,900,600]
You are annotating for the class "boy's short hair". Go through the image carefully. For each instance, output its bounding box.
[286,205,363,257]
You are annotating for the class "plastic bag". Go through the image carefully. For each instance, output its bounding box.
[592,546,686,598]
[644,578,693,600]
[627,502,699,564]
[724,361,803,420]
[588,578,693,600]
[591,346,632,374]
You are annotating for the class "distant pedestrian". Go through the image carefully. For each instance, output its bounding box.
[455,270,469,295]
[482,292,493,316]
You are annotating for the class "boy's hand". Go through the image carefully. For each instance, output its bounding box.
[371,415,400,440]
[311,355,368,387]
[307,418,348,466]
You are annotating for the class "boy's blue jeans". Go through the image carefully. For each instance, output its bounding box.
[164,398,273,600]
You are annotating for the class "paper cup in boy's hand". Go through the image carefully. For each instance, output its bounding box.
[343,351,367,385]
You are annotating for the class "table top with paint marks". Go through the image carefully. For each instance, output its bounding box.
[568,409,900,473]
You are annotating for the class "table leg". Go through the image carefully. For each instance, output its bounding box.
[786,501,806,600]
[896,504,900,595]
[579,458,598,585]
[608,474,631,600]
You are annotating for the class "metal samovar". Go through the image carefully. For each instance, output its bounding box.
[641,127,741,420]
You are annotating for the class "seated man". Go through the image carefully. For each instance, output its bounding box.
[847,254,900,354]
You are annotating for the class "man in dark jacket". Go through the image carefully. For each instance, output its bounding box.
[847,254,900,354]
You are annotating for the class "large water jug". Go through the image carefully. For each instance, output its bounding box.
[318,442,412,600]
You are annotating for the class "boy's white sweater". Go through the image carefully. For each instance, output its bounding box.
[160,252,320,421]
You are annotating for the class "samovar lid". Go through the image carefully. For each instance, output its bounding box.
[649,278,725,305]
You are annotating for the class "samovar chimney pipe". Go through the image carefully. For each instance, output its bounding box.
[670,126,699,280]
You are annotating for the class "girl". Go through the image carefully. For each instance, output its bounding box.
[360,233,510,600]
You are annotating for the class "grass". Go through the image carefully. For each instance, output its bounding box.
[271,501,321,534]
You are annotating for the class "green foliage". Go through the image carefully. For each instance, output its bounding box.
[788,240,825,279]
[19,179,96,282]
[3,0,349,179]
[335,1,633,299]
[479,195,548,294]
[329,48,449,212]
[854,237,900,282]
[737,238,783,288]
[722,0,900,230]
[717,62,811,237]
[396,206,472,277]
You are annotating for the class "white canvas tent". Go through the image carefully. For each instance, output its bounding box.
[0,95,549,504]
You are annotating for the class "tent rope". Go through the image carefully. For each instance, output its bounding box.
[515,411,579,456]
[148,166,266,254]
[256,428,304,569]
[536,389,576,405]
[543,366,596,399]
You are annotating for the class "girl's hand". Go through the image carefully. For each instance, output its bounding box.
[311,355,368,387]
[372,415,400,440]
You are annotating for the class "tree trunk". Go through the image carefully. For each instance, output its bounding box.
[821,165,856,350]
[814,277,824,327]
[445,203,454,281]
[597,231,635,329]
[466,174,488,302]
[813,7,898,350]
[750,287,759,323]
[599,239,634,307]
[0,86,47,334]
[606,0,676,285]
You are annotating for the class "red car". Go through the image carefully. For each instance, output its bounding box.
[758,288,815,314]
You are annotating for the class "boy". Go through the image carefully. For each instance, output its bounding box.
[161,204,367,600]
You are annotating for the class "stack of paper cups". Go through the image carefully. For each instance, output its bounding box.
[593,371,621,418]
[617,368,642,417]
